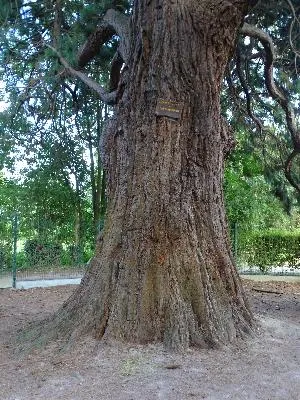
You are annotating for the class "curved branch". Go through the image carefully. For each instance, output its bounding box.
[77,22,114,68]
[235,48,263,135]
[284,149,300,194]
[225,66,249,116]
[103,9,130,62]
[78,9,130,68]
[62,82,79,109]
[240,23,300,150]
[46,44,117,105]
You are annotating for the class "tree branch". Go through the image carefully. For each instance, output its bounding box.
[103,9,130,62]
[241,22,300,193]
[240,23,300,149]
[236,47,264,135]
[62,82,79,110]
[77,22,114,69]
[284,149,300,194]
[225,67,249,116]
[78,9,130,68]
[53,0,62,49]
[46,44,117,105]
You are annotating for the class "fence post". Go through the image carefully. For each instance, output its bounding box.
[12,212,18,288]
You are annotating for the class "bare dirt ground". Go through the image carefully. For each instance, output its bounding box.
[0,279,299,400]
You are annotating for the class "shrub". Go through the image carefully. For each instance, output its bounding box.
[240,230,300,272]
[24,239,62,267]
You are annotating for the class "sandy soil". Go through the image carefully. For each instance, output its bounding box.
[0,279,299,400]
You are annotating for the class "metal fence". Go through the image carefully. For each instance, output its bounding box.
[0,212,90,288]
[1,216,299,289]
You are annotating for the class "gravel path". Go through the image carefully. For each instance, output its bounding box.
[0,279,299,400]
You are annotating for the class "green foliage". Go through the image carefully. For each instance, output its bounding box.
[239,230,300,272]
[224,131,292,230]
[0,0,22,24]
[0,174,95,272]
[23,239,62,268]
[1,0,299,277]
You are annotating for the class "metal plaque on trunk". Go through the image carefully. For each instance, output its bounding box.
[155,99,183,120]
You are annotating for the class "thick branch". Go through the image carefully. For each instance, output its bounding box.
[47,44,117,105]
[77,22,114,68]
[53,0,62,49]
[103,9,130,62]
[78,9,130,68]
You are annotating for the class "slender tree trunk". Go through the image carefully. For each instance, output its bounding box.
[87,130,100,237]
[88,100,106,238]
[99,169,106,220]
[35,0,255,350]
[73,180,83,264]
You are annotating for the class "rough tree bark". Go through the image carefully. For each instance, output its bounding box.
[33,0,256,350]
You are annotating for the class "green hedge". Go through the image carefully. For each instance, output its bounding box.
[239,230,300,272]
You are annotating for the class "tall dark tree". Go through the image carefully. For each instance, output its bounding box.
[37,0,256,350]
[2,0,300,350]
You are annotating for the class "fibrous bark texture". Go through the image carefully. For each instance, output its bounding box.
[35,0,255,351]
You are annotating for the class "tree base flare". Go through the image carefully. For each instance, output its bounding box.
[20,249,255,352]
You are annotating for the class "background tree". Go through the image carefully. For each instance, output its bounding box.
[224,0,300,197]
[0,0,116,241]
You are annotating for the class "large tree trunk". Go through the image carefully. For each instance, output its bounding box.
[35,0,255,350]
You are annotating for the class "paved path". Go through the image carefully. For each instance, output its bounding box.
[241,274,300,283]
[1,274,299,289]
[16,278,82,289]
[0,276,12,289]
[0,276,82,289]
